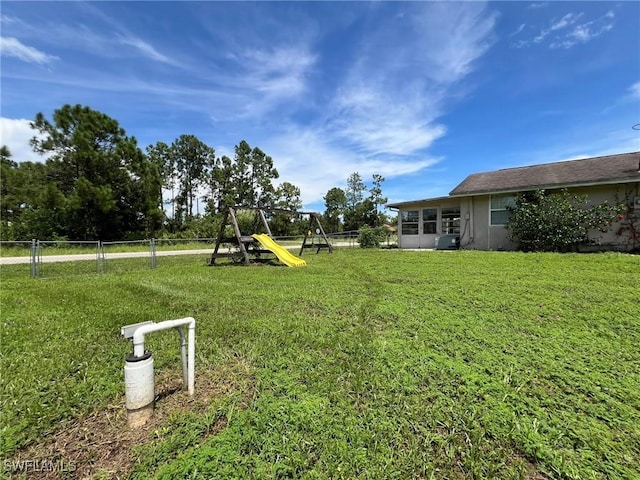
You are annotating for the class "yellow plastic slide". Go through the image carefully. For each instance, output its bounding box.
[252,234,307,267]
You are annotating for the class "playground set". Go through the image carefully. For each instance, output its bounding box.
[208,207,333,267]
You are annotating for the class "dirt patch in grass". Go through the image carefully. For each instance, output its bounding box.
[520,456,549,480]
[9,355,254,479]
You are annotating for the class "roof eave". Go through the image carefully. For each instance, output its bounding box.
[449,177,640,197]
[386,195,453,209]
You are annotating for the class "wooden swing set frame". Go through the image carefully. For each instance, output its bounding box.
[208,206,333,266]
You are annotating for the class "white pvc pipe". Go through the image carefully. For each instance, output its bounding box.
[177,327,188,389]
[188,321,195,396]
[132,317,195,395]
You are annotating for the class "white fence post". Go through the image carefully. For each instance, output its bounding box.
[150,238,157,269]
[30,239,37,278]
[98,241,106,273]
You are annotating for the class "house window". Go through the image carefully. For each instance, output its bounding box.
[422,208,438,234]
[401,210,419,235]
[490,194,515,226]
[442,208,461,234]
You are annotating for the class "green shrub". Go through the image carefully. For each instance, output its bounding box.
[357,225,386,248]
[507,190,625,252]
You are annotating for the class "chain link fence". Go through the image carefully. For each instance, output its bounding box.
[100,239,154,274]
[35,241,102,277]
[1,239,214,279]
[1,234,360,279]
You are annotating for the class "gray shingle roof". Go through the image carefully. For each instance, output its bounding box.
[449,151,640,196]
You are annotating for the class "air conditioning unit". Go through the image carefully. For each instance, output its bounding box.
[436,234,460,250]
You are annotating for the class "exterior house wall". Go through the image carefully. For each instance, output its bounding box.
[463,195,515,251]
[394,181,639,251]
[570,183,639,249]
[464,184,639,251]
[458,195,515,251]
[459,197,473,247]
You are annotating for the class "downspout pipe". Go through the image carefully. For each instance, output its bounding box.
[131,317,196,395]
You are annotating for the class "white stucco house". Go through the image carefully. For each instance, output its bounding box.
[387,152,640,251]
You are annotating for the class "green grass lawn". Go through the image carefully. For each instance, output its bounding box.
[1,250,639,479]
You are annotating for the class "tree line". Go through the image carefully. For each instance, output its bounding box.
[1,104,391,241]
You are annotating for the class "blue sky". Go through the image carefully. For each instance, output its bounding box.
[1,1,639,212]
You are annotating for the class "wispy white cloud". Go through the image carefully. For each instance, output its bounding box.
[550,12,583,32]
[528,3,548,9]
[118,35,176,65]
[412,2,498,84]
[0,36,58,64]
[629,81,640,98]
[264,128,440,207]
[550,11,615,49]
[55,26,181,66]
[73,2,181,66]
[185,44,319,123]
[3,7,180,67]
[239,46,316,98]
[513,10,615,49]
[325,2,497,158]
[1,14,18,24]
[331,84,447,156]
[529,13,583,44]
[510,23,526,37]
